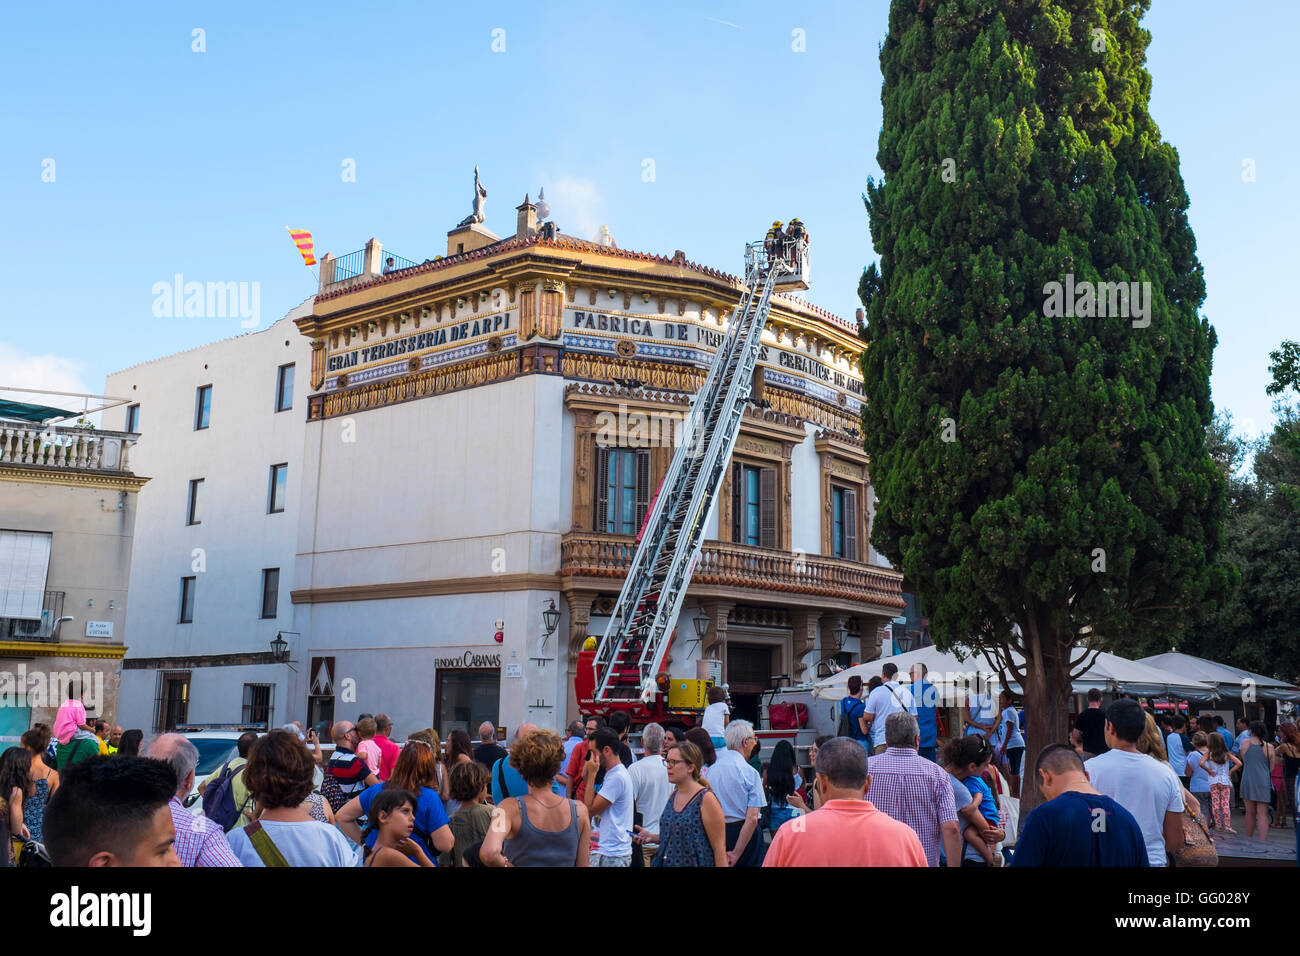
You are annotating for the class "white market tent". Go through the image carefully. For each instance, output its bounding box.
[812,645,1216,702]
[1137,652,1300,702]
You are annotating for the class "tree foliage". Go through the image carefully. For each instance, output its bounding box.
[1178,415,1300,683]
[858,0,1231,801]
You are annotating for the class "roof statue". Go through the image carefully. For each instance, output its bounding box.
[457,165,488,227]
[595,224,617,248]
[536,187,550,220]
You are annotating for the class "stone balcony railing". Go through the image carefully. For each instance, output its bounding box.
[0,423,138,474]
[559,532,904,608]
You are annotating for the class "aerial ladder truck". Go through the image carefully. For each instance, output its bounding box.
[574,230,811,726]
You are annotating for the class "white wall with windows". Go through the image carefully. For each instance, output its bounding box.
[106,301,314,732]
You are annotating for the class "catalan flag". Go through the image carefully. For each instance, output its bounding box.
[286,227,316,267]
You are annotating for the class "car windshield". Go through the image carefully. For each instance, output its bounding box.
[188,738,238,776]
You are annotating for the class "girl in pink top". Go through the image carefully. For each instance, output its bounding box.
[356,718,382,775]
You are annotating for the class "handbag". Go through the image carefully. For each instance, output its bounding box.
[1173,801,1217,867]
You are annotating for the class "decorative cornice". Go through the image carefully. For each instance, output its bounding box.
[123,651,277,670]
[814,431,870,463]
[302,235,860,348]
[0,465,148,492]
[0,641,128,660]
[291,572,561,605]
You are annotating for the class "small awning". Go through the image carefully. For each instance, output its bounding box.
[0,399,76,423]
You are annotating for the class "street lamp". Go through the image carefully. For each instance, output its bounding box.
[832,623,848,650]
[537,599,562,655]
[693,609,710,641]
[895,629,915,654]
[270,632,289,662]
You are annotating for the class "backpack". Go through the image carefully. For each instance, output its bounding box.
[321,766,351,813]
[837,697,863,739]
[202,759,251,832]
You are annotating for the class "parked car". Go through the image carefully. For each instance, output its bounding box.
[177,728,325,815]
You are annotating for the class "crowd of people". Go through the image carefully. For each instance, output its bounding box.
[2,682,1297,868]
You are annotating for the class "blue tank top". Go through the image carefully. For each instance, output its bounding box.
[656,789,717,867]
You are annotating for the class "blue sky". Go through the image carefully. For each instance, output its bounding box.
[1,1,1295,439]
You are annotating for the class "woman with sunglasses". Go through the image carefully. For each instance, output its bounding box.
[634,741,726,867]
[336,739,454,864]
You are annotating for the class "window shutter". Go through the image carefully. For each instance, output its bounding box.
[635,450,650,531]
[760,467,777,549]
[731,463,742,542]
[844,488,858,561]
[595,445,610,533]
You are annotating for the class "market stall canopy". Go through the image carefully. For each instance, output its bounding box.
[1137,652,1300,702]
[812,646,1216,702]
[0,399,77,423]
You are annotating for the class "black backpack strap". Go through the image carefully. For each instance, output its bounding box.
[497,758,510,799]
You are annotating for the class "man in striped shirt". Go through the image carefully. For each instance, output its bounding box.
[146,734,242,867]
[864,711,960,866]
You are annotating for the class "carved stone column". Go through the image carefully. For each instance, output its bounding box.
[790,609,822,683]
[563,589,597,722]
[571,410,595,532]
[853,615,886,663]
[699,600,735,679]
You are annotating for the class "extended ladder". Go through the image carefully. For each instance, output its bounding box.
[592,234,809,704]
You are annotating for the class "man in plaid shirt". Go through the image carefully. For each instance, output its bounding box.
[147,734,242,867]
[866,712,960,866]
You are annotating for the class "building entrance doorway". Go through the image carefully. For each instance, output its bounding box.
[727,643,776,726]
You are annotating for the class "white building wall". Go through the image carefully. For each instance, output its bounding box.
[105,303,314,729]
[791,421,822,556]
[291,371,571,735]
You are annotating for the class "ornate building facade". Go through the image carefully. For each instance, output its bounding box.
[288,194,904,731]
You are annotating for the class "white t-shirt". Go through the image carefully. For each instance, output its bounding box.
[226,819,359,867]
[1165,732,1189,778]
[627,754,672,830]
[965,692,996,736]
[594,762,635,857]
[1085,749,1183,867]
[993,706,1024,750]
[702,701,729,738]
[864,681,915,747]
[1201,756,1233,788]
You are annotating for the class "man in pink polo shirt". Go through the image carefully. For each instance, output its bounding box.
[764,737,927,867]
[372,714,401,782]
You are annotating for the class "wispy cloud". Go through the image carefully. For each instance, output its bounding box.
[0,343,92,412]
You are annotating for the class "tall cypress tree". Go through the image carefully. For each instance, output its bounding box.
[860,0,1231,808]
